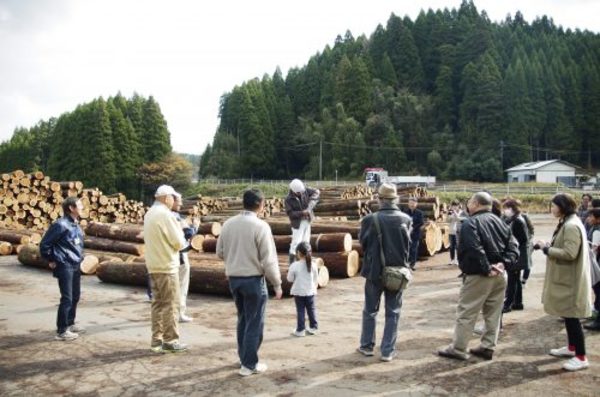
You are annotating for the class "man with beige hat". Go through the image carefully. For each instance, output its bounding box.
[357,183,412,362]
[143,184,187,353]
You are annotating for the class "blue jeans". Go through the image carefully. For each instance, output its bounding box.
[360,278,403,356]
[55,266,81,334]
[449,234,458,261]
[294,295,318,332]
[229,276,267,370]
[409,232,421,266]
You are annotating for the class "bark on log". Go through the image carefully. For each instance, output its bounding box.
[17,244,48,268]
[314,250,360,278]
[352,241,363,256]
[198,222,221,236]
[266,220,360,239]
[84,222,144,243]
[96,261,148,286]
[0,229,31,245]
[84,236,145,256]
[83,248,139,263]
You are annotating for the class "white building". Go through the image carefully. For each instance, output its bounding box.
[505,160,577,185]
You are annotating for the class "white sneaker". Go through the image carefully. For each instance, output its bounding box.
[239,362,267,376]
[306,327,318,335]
[550,346,575,357]
[380,351,396,362]
[562,357,589,371]
[179,314,193,323]
[451,259,458,266]
[292,330,306,337]
[55,330,79,341]
[69,324,86,333]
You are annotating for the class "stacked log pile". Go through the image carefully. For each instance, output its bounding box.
[0,170,146,231]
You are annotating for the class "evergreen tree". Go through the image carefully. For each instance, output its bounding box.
[142,96,172,163]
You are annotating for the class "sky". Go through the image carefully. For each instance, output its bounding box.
[0,0,599,155]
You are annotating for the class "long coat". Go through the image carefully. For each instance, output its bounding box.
[542,214,592,318]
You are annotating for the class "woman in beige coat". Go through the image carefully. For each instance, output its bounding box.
[535,193,592,372]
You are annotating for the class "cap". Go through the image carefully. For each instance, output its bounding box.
[289,178,305,193]
[155,184,178,198]
[378,183,398,200]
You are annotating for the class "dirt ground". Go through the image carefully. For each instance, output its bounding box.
[0,214,599,397]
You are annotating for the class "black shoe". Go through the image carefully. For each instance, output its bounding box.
[502,306,512,314]
[584,321,600,331]
[469,346,494,360]
[409,264,416,271]
[511,304,524,311]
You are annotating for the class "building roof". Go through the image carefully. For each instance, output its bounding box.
[505,160,578,172]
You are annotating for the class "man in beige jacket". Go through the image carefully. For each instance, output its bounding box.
[144,185,187,353]
[217,188,282,376]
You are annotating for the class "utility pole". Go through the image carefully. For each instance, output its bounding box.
[319,139,323,181]
[500,140,504,169]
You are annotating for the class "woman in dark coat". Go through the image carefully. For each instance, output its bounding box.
[502,199,529,312]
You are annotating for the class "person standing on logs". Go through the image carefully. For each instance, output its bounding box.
[171,193,200,323]
[144,185,187,354]
[40,197,85,341]
[405,197,424,271]
[217,188,283,376]
[438,192,519,361]
[284,178,320,264]
[357,183,412,362]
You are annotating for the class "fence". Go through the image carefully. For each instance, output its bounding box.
[197,179,359,187]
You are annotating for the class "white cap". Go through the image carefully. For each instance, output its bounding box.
[289,178,305,193]
[155,184,178,198]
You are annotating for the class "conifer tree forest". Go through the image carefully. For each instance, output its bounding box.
[200,1,600,182]
[0,93,174,198]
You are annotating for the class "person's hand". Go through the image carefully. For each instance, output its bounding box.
[274,288,283,300]
[535,239,547,248]
[488,263,504,277]
[49,262,56,270]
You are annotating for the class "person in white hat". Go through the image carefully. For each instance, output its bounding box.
[143,185,187,353]
[284,179,320,264]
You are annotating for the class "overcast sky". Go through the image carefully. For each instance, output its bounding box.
[0,0,598,155]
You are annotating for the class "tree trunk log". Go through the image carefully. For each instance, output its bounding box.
[0,241,12,255]
[314,250,360,278]
[96,261,148,286]
[84,222,144,243]
[198,222,221,236]
[84,236,145,256]
[17,244,48,268]
[0,229,31,245]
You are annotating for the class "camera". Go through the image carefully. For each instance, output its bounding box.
[533,243,541,250]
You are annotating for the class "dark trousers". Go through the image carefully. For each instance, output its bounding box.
[409,232,421,266]
[55,267,81,334]
[294,295,318,331]
[504,270,523,309]
[564,318,586,356]
[522,268,530,281]
[449,234,458,261]
[593,282,600,312]
[229,276,267,370]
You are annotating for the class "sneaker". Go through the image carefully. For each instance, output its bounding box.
[502,306,512,314]
[409,264,416,271]
[55,330,79,341]
[469,346,494,360]
[437,345,468,361]
[179,314,193,323]
[357,347,374,356]
[562,357,589,371]
[549,346,575,358]
[163,342,188,353]
[69,324,86,334]
[306,327,318,335]
[292,330,306,337]
[150,344,165,354]
[380,351,396,362]
[239,362,268,376]
[584,320,600,331]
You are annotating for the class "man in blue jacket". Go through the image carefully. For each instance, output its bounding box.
[40,197,85,341]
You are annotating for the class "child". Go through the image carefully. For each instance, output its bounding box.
[287,242,319,337]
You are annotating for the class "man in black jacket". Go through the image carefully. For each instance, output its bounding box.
[357,183,412,362]
[438,192,519,361]
[284,179,320,264]
[405,197,424,270]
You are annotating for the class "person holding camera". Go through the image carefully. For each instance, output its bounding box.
[447,200,465,266]
[502,199,530,313]
[535,193,592,371]
[285,179,320,264]
[438,192,519,361]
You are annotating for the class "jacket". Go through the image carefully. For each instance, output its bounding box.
[285,187,320,229]
[505,214,530,271]
[40,215,84,272]
[405,208,424,237]
[458,210,519,275]
[542,214,592,318]
[447,210,466,235]
[143,202,186,274]
[359,202,412,281]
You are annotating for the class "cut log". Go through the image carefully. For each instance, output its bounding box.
[317,264,329,288]
[0,229,31,245]
[83,248,139,263]
[202,238,218,253]
[419,222,442,257]
[96,261,148,286]
[0,241,12,255]
[314,250,360,278]
[83,236,145,256]
[17,244,49,269]
[198,222,222,236]
[80,255,100,275]
[352,241,363,256]
[190,234,205,251]
[84,222,144,243]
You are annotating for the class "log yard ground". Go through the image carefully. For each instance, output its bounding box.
[1,214,598,396]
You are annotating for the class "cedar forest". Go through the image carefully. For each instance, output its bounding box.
[1,1,599,192]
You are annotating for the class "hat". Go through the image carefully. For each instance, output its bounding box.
[289,179,305,193]
[378,183,398,200]
[155,184,178,198]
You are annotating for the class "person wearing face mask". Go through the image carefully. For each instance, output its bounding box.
[501,199,530,313]
[284,179,320,264]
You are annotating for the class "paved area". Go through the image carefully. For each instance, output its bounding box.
[0,214,598,396]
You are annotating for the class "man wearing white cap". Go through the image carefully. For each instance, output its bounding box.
[143,185,187,353]
[284,179,320,264]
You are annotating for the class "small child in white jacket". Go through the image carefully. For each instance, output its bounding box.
[287,242,319,337]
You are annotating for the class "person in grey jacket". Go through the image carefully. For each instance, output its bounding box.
[357,183,412,362]
[284,179,319,264]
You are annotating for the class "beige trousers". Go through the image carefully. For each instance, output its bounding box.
[452,273,507,353]
[179,253,190,316]
[149,273,180,346]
